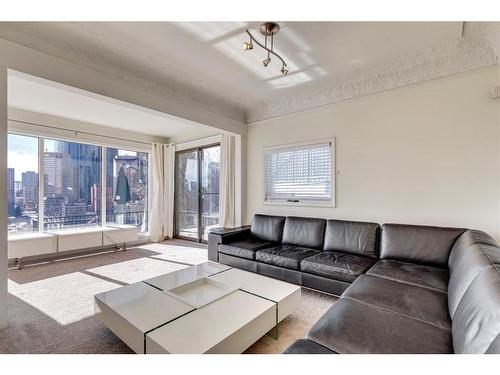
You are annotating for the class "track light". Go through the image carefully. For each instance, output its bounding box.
[242,22,290,75]
[243,42,253,50]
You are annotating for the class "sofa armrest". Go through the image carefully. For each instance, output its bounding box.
[207,226,251,262]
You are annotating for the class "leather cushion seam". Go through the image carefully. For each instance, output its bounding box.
[341,296,451,331]
[301,260,366,276]
[365,272,447,294]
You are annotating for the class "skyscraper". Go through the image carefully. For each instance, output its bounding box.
[7,168,15,215]
[56,142,101,204]
[22,171,38,204]
[44,152,72,197]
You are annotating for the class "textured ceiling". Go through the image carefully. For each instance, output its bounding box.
[0,21,498,124]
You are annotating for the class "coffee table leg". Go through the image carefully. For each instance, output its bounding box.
[266,304,279,340]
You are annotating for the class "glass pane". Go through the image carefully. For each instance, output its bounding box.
[43,139,102,231]
[7,134,39,235]
[264,142,332,202]
[201,146,220,194]
[106,148,149,233]
[201,193,219,241]
[201,145,220,241]
[175,150,199,239]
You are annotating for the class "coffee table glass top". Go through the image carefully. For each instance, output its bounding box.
[95,282,194,333]
[209,267,301,303]
[144,261,230,292]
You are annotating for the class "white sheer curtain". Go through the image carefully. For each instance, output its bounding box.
[220,133,235,228]
[149,143,165,242]
[163,143,176,239]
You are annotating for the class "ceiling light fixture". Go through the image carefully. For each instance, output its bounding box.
[243,22,289,75]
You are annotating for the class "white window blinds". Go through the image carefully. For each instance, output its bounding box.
[264,141,333,203]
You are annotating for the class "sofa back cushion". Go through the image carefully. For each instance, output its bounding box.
[323,220,379,258]
[251,214,286,242]
[380,223,465,268]
[282,216,326,250]
[447,230,500,318]
[452,265,500,353]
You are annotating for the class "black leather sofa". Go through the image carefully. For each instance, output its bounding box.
[208,214,500,354]
[208,214,380,296]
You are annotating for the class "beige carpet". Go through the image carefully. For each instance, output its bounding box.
[0,240,337,354]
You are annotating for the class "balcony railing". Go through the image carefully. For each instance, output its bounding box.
[42,211,146,231]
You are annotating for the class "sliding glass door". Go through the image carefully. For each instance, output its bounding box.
[175,144,220,242]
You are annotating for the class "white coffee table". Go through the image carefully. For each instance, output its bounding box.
[94,262,301,354]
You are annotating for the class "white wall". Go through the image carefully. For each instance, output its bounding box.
[246,67,500,240]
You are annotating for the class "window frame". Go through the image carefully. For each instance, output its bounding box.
[262,138,336,208]
[105,147,151,234]
[7,129,151,235]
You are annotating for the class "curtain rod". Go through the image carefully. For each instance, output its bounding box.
[8,118,154,146]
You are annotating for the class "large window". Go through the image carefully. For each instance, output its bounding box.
[7,134,40,234]
[106,148,149,233]
[7,133,150,235]
[263,140,334,206]
[43,139,102,231]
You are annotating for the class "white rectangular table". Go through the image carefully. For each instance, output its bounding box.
[94,262,301,354]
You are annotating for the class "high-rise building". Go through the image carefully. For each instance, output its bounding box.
[22,171,38,204]
[56,142,101,204]
[106,148,119,212]
[44,152,72,197]
[7,168,15,215]
[14,181,22,196]
[61,202,87,218]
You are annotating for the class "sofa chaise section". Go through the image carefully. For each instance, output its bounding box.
[286,224,500,354]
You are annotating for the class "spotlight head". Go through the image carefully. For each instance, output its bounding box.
[281,66,288,75]
[263,57,271,67]
[243,42,253,50]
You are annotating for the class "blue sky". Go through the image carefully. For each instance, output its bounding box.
[8,134,38,180]
[8,134,141,181]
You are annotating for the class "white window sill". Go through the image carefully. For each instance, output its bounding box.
[8,232,56,242]
[263,200,336,208]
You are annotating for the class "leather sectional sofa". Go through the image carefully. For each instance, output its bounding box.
[208,214,500,354]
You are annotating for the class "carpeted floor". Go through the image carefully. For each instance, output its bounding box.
[0,239,337,354]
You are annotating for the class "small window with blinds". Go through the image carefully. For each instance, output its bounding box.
[263,140,335,206]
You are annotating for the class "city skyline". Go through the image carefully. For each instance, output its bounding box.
[8,133,149,234]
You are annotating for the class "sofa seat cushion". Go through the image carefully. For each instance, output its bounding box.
[218,238,275,260]
[283,339,336,354]
[367,259,448,292]
[344,274,451,329]
[300,251,376,283]
[306,298,453,354]
[256,245,319,270]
